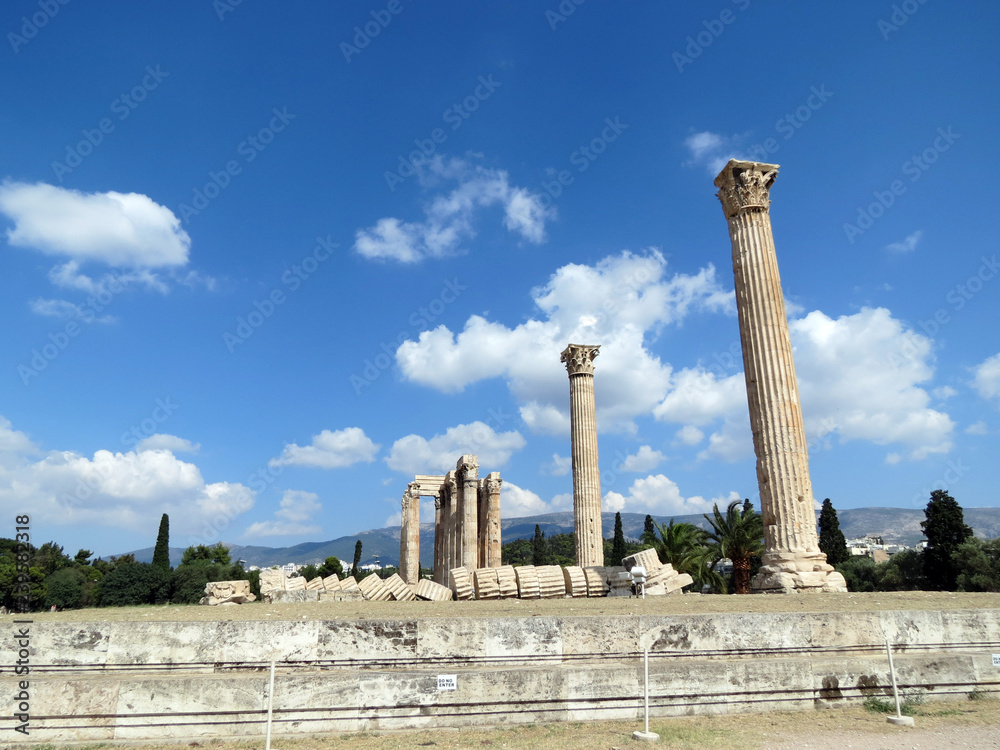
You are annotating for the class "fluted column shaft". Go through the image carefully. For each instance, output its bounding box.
[715,160,845,594]
[457,455,479,570]
[728,208,819,556]
[400,483,421,585]
[562,344,604,568]
[479,473,503,568]
[433,494,443,584]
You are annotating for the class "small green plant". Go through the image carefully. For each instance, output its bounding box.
[968,688,987,701]
[862,695,917,715]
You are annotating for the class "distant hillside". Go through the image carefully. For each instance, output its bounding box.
[124,506,1000,569]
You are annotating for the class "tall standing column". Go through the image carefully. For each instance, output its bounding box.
[433,494,444,584]
[456,455,479,570]
[714,159,846,593]
[399,481,421,585]
[478,472,503,568]
[443,472,458,586]
[561,344,605,568]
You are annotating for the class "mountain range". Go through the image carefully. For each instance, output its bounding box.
[126,506,1000,569]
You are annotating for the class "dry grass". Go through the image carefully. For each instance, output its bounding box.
[22,698,999,750]
[28,590,1000,624]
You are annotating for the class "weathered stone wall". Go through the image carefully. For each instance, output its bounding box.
[9,608,999,741]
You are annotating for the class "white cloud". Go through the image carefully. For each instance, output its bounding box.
[502,482,552,516]
[973,353,1000,404]
[653,307,953,463]
[385,421,526,475]
[243,490,321,538]
[965,421,988,436]
[683,131,744,175]
[674,425,704,446]
[603,473,736,516]
[354,157,554,262]
[0,181,190,267]
[396,250,732,433]
[617,445,664,473]
[883,230,923,254]
[543,453,571,476]
[932,386,958,400]
[29,297,115,324]
[270,427,380,469]
[137,434,201,454]
[0,417,255,542]
[791,307,953,460]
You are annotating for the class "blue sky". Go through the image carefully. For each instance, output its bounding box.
[2,1,998,558]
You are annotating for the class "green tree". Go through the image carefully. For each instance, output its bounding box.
[531,524,548,566]
[45,567,86,609]
[921,489,973,590]
[317,556,344,579]
[180,543,230,566]
[641,514,657,546]
[74,549,93,565]
[704,500,764,594]
[152,513,171,571]
[547,533,576,566]
[299,564,320,581]
[501,538,532,566]
[99,562,170,607]
[351,540,363,574]
[876,549,924,591]
[953,537,1000,592]
[818,498,849,566]
[610,512,627,566]
[836,556,879,592]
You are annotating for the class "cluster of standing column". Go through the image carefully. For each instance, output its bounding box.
[398,454,503,587]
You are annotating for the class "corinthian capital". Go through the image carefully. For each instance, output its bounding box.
[561,343,600,376]
[714,159,779,219]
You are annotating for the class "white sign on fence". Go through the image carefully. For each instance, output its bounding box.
[437,674,457,691]
[993,654,1000,667]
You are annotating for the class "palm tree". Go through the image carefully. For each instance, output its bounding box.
[652,520,724,593]
[704,500,764,594]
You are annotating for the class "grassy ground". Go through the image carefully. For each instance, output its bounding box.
[20,698,1000,749]
[24,590,1000,623]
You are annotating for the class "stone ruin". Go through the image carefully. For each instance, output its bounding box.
[199,579,256,606]
[400,454,503,588]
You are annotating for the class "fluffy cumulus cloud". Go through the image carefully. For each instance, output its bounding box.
[791,307,953,460]
[650,307,954,463]
[385,421,526,476]
[354,157,554,262]
[0,417,254,543]
[603,473,737,515]
[270,427,380,469]
[0,181,209,318]
[973,353,1000,404]
[0,181,190,267]
[616,445,665,473]
[542,453,572,476]
[243,490,321,538]
[396,250,733,433]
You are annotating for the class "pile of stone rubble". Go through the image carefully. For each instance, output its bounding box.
[200,548,694,605]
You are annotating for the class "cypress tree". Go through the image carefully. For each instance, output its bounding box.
[641,514,656,546]
[152,513,171,571]
[921,489,973,590]
[351,540,363,574]
[531,524,548,566]
[818,498,849,566]
[611,512,627,565]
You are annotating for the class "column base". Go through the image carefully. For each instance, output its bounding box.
[751,552,847,594]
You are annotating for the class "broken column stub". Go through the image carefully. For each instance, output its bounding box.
[561,343,605,568]
[714,159,846,594]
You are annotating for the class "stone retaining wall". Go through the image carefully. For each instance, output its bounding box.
[7,608,999,742]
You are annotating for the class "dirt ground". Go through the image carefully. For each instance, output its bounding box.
[18,699,999,749]
[24,589,1000,623]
